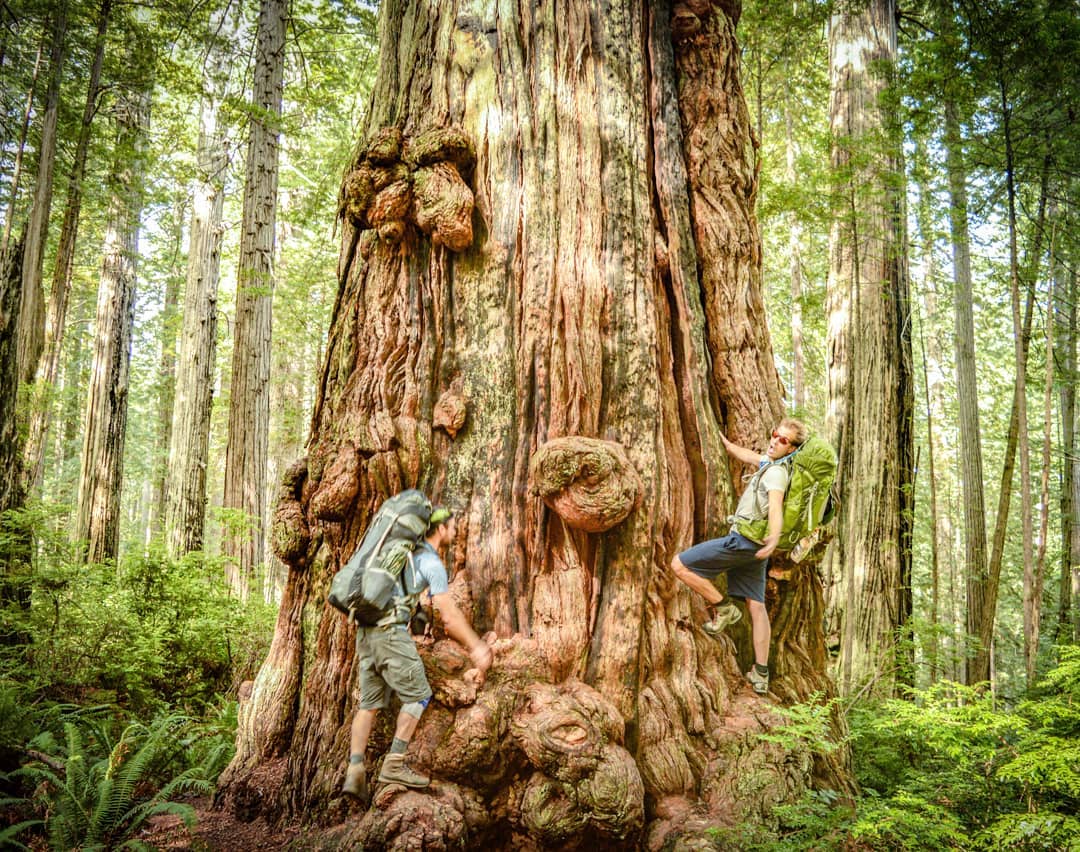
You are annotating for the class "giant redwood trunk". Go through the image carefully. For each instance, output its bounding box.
[217,2,852,845]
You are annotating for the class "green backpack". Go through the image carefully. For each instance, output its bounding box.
[735,435,838,553]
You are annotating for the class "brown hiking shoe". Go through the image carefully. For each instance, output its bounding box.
[341,762,367,800]
[377,752,430,788]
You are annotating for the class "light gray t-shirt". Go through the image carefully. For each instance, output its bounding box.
[732,460,790,524]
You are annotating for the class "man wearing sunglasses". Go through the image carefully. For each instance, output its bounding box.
[670,418,808,695]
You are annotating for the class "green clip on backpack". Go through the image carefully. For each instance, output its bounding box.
[328,489,433,625]
[735,435,838,559]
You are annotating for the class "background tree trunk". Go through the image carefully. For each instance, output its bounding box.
[221,0,285,596]
[216,1,851,846]
[74,84,150,564]
[1057,256,1077,642]
[823,0,915,697]
[17,2,67,386]
[22,0,110,495]
[0,239,25,516]
[164,8,236,558]
[1,43,41,256]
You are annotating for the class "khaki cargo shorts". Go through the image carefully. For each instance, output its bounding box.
[356,624,432,709]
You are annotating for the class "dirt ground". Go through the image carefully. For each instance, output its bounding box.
[137,797,302,851]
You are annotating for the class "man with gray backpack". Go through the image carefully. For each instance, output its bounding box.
[671,419,835,696]
[337,496,493,800]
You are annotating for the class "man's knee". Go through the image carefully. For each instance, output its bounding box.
[746,599,768,620]
[401,694,432,720]
[671,555,688,580]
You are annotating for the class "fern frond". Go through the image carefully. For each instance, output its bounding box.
[0,818,42,850]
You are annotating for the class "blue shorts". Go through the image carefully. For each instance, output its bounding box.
[678,531,766,603]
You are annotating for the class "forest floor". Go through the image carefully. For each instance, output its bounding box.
[137,796,301,850]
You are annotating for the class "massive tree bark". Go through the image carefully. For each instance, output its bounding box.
[217,1,851,846]
[823,0,915,697]
[74,85,150,564]
[164,8,237,558]
[221,0,285,595]
[17,2,67,386]
[22,0,111,495]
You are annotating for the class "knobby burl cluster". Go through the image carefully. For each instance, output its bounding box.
[340,125,476,254]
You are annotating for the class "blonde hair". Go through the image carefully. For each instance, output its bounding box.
[778,417,809,446]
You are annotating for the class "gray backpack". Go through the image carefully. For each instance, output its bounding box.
[328,489,432,625]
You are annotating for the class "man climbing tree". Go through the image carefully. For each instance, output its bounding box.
[671,419,807,695]
[341,506,492,800]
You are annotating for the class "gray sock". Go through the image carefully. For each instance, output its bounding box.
[390,737,409,755]
[755,663,769,676]
[349,753,364,765]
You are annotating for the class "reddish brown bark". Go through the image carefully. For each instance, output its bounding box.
[218,1,851,844]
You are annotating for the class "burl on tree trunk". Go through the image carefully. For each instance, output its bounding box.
[216,1,852,847]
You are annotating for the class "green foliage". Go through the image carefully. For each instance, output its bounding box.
[4,710,232,850]
[755,692,846,757]
[0,505,275,715]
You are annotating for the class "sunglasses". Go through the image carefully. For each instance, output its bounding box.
[771,430,798,446]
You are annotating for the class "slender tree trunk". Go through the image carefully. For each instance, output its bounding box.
[164,9,237,558]
[23,0,110,494]
[216,2,850,844]
[913,151,942,683]
[74,85,150,564]
[150,196,183,540]
[979,145,1049,688]
[17,2,67,386]
[1031,222,1055,684]
[1,42,42,256]
[784,88,805,411]
[824,0,915,697]
[0,239,26,515]
[221,0,285,597]
[944,95,994,685]
[1057,253,1077,642]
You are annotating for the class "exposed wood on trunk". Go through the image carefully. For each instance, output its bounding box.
[217,1,851,844]
[222,0,286,596]
[824,0,915,697]
[74,85,150,564]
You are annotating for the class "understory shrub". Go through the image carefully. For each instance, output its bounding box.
[0,708,234,850]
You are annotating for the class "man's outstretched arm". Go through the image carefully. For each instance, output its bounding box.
[431,591,493,682]
[721,432,765,467]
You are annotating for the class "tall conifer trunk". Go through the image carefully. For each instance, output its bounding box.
[217,1,850,845]
[221,0,285,595]
[823,0,914,697]
[17,2,67,386]
[74,84,150,564]
[22,0,110,494]
[164,8,237,557]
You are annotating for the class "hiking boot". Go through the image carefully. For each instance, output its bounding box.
[746,667,769,695]
[702,603,741,636]
[377,752,430,788]
[341,761,367,800]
